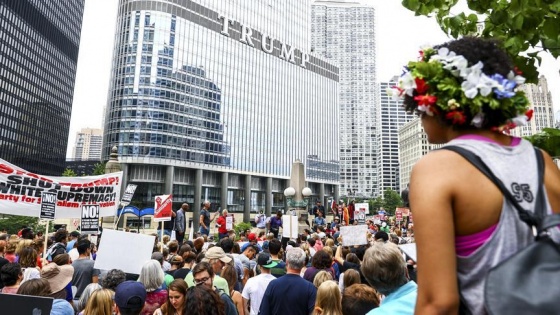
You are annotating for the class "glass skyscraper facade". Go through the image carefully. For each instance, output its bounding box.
[311,0,377,198]
[0,0,85,175]
[103,0,340,226]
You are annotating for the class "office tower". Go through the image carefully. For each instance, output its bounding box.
[0,0,85,175]
[103,0,340,225]
[378,76,415,194]
[555,109,560,129]
[72,128,103,161]
[510,75,555,137]
[311,0,377,198]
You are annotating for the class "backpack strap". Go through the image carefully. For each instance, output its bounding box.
[442,146,560,235]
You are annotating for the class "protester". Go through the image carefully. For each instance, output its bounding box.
[137,259,167,315]
[313,280,342,315]
[173,252,195,280]
[101,268,126,291]
[66,231,80,252]
[0,263,22,293]
[199,201,219,236]
[259,247,317,315]
[41,261,74,302]
[267,239,286,278]
[114,281,147,315]
[184,285,225,315]
[221,264,245,315]
[81,288,114,315]
[254,210,267,235]
[192,262,237,315]
[174,203,188,245]
[361,242,417,314]
[75,283,102,314]
[46,229,68,262]
[338,268,360,293]
[312,270,333,289]
[16,278,51,296]
[153,279,187,315]
[303,250,335,283]
[341,284,380,315]
[242,253,277,315]
[268,211,282,239]
[72,239,100,299]
[399,36,560,314]
[216,209,232,240]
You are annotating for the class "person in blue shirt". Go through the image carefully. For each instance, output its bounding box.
[360,241,417,315]
[313,212,326,227]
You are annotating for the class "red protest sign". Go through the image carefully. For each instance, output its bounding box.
[396,209,403,222]
[153,194,173,222]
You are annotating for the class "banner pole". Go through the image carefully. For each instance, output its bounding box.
[43,220,49,260]
[160,221,164,253]
[114,207,123,230]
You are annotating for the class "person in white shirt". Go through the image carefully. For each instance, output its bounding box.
[242,253,278,315]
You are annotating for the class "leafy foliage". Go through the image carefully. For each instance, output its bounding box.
[524,128,560,157]
[401,0,560,83]
[368,189,404,215]
[92,162,106,175]
[62,168,77,177]
[234,222,252,236]
[0,214,39,234]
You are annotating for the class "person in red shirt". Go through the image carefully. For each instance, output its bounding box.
[216,209,233,240]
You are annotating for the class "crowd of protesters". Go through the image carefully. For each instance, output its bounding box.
[0,201,416,315]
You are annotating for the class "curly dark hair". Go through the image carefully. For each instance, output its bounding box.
[312,250,333,270]
[101,269,126,291]
[184,286,225,315]
[403,36,516,129]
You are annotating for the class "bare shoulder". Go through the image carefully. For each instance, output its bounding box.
[411,148,467,181]
[541,149,560,213]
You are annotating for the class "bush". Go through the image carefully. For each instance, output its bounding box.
[233,222,252,236]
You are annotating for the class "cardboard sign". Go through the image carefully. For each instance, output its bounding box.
[282,215,299,239]
[340,225,368,246]
[40,192,57,220]
[355,203,368,224]
[153,194,172,222]
[81,204,100,234]
[226,215,233,230]
[0,158,122,218]
[95,229,155,274]
[396,209,403,222]
[120,184,137,207]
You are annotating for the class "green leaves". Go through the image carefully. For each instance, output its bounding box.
[401,0,560,83]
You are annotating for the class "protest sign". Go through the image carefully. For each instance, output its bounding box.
[399,243,417,262]
[396,208,403,222]
[95,229,155,274]
[81,204,100,234]
[0,293,53,315]
[282,215,299,239]
[355,203,368,224]
[340,225,368,246]
[0,158,122,218]
[120,184,137,207]
[40,192,57,220]
[373,215,381,225]
[226,215,233,230]
[153,194,172,222]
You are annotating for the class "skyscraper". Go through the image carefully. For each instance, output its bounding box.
[103,0,340,227]
[72,128,103,161]
[0,0,85,175]
[378,76,415,194]
[311,0,377,198]
[510,75,555,137]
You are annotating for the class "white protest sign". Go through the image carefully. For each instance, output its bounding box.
[120,184,137,207]
[226,215,233,230]
[81,204,100,234]
[40,192,57,220]
[282,215,299,239]
[340,225,368,246]
[399,243,417,262]
[95,229,155,274]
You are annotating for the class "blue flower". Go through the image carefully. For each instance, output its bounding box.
[491,74,517,99]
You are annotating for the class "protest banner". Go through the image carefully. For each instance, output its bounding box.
[120,184,137,207]
[0,158,122,218]
[282,215,299,239]
[40,192,56,220]
[226,215,233,230]
[153,194,173,222]
[95,229,155,274]
[81,204,100,234]
[340,225,368,246]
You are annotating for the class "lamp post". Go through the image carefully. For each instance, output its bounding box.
[284,160,312,234]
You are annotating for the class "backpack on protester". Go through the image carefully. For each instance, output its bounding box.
[444,146,560,315]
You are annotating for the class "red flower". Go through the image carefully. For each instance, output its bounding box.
[525,109,533,121]
[415,78,429,94]
[418,50,425,60]
[414,94,437,106]
[445,110,467,125]
[514,67,523,75]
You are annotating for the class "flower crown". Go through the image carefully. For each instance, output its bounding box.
[389,47,532,130]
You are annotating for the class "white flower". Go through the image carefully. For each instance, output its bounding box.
[511,114,529,126]
[386,87,402,101]
[506,71,526,85]
[471,112,485,128]
[418,104,436,116]
[477,74,500,97]
[399,72,417,96]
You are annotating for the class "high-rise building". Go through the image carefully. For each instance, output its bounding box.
[311,0,377,198]
[378,76,415,194]
[554,109,560,129]
[510,75,555,137]
[0,0,85,175]
[103,0,340,227]
[72,128,103,161]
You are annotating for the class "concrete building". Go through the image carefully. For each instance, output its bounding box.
[72,128,103,161]
[102,0,340,230]
[378,76,415,194]
[0,0,85,175]
[554,109,560,129]
[311,0,377,198]
[510,76,555,137]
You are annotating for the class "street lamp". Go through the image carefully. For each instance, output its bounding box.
[284,186,312,208]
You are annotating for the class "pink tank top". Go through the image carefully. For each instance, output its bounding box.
[453,134,520,256]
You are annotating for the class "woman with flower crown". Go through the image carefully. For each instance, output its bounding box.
[392,37,560,314]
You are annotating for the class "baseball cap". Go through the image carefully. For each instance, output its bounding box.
[248,233,257,241]
[114,281,147,309]
[202,247,232,264]
[257,253,278,269]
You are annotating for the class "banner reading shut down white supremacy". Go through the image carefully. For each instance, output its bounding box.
[0,158,122,219]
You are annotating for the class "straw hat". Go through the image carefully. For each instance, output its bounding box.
[41,263,74,293]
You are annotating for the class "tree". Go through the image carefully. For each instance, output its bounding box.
[62,168,77,177]
[92,162,106,175]
[401,0,560,83]
[525,128,560,158]
[0,214,39,234]
[368,189,405,215]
